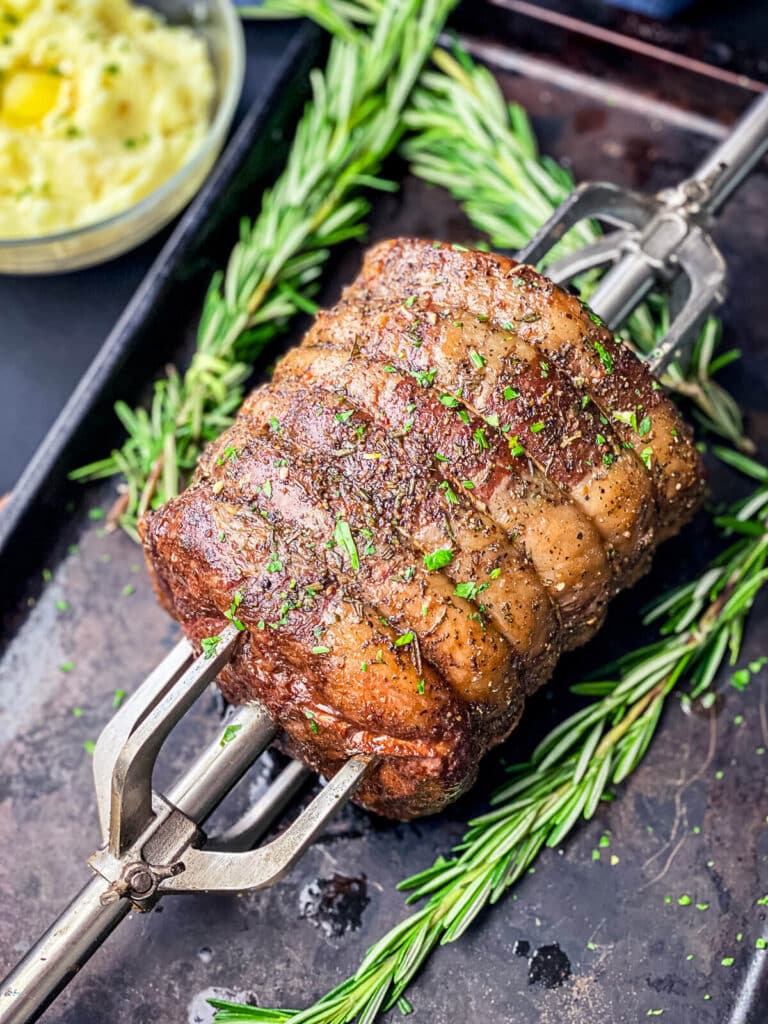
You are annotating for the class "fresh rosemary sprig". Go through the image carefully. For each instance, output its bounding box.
[211,452,768,1024]
[402,45,750,451]
[71,0,457,538]
[237,0,376,37]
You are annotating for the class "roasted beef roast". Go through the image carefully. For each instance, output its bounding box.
[140,239,704,819]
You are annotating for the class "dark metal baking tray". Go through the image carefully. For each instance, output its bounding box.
[1,7,767,1023]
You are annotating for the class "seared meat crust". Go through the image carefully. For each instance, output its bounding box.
[140,239,704,819]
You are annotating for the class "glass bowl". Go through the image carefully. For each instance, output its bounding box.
[0,0,245,275]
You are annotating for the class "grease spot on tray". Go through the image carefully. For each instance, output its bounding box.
[528,943,572,988]
[299,873,370,937]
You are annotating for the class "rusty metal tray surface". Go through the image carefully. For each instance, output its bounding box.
[1,9,767,1024]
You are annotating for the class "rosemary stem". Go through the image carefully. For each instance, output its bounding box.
[595,680,666,759]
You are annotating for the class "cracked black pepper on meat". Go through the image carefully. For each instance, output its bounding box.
[140,239,704,820]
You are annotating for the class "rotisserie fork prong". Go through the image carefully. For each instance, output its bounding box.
[517,92,768,374]
[0,627,371,1024]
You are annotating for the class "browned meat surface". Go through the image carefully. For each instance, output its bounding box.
[140,239,705,820]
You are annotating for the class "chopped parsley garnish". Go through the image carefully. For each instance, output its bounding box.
[55,599,69,612]
[417,678,425,694]
[88,507,105,521]
[113,689,127,708]
[463,479,474,489]
[335,409,354,423]
[440,393,460,408]
[640,446,653,470]
[588,310,606,327]
[530,421,545,434]
[83,740,96,756]
[439,481,458,505]
[404,295,418,308]
[262,479,272,499]
[304,710,319,733]
[503,386,519,400]
[411,368,436,388]
[593,340,614,373]
[486,413,500,428]
[509,435,525,457]
[602,452,615,467]
[220,723,243,748]
[596,433,606,446]
[454,580,489,601]
[424,549,453,571]
[60,661,75,673]
[540,361,549,378]
[266,555,283,573]
[638,416,652,436]
[201,636,222,660]
[122,584,135,596]
[395,632,415,647]
[311,645,330,655]
[224,591,246,631]
[216,446,239,465]
[469,349,486,370]
[473,427,489,450]
[334,518,360,571]
[268,416,281,433]
[613,409,637,430]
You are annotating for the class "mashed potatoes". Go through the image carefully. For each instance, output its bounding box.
[0,0,215,237]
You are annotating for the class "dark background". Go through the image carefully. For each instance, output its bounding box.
[2,1,768,496]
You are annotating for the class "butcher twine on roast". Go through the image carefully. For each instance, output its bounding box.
[140,239,704,820]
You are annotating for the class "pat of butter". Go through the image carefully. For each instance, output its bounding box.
[2,69,62,126]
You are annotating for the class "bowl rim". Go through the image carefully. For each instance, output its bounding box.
[0,0,246,250]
